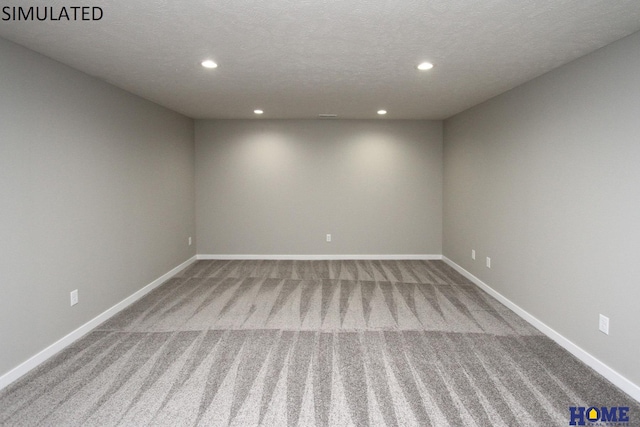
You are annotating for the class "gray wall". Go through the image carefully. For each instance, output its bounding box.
[0,38,196,377]
[443,31,640,385]
[196,120,442,255]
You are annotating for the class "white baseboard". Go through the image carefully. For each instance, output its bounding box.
[197,254,443,260]
[0,255,197,391]
[442,256,640,403]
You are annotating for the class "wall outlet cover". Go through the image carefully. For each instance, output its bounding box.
[599,314,609,335]
[70,290,78,306]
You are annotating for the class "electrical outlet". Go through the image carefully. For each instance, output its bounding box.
[70,289,78,306]
[472,249,476,260]
[326,234,332,242]
[188,236,192,246]
[486,257,491,268]
[599,314,609,335]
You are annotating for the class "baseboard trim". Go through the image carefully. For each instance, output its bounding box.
[0,255,197,391]
[197,254,443,260]
[442,256,640,403]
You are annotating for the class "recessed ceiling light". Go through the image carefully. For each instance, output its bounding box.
[254,109,264,115]
[201,60,218,69]
[417,62,434,71]
[377,110,387,115]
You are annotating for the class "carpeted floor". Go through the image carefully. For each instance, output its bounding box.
[1,260,638,426]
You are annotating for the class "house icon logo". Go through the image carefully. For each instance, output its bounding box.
[586,407,599,422]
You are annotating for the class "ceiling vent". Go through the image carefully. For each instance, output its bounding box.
[318,114,338,119]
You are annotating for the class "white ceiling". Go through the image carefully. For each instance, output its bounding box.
[2,0,640,120]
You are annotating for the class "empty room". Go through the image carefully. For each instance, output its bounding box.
[1,1,639,426]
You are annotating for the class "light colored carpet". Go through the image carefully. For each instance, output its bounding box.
[1,260,637,426]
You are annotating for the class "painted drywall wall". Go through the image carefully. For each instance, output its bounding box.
[196,120,442,255]
[443,31,640,386]
[0,38,195,378]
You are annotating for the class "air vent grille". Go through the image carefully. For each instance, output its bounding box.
[318,114,338,119]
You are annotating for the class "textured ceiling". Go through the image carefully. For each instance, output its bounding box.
[2,0,640,119]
